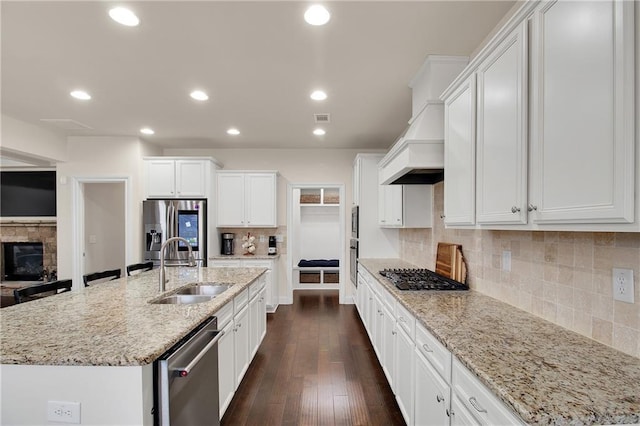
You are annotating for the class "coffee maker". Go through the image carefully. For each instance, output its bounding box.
[221,233,235,255]
[268,236,277,255]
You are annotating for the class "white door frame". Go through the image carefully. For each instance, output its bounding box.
[286,183,346,304]
[71,176,131,290]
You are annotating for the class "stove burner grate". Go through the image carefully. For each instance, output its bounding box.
[379,268,468,291]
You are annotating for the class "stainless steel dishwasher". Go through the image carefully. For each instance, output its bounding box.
[156,316,224,426]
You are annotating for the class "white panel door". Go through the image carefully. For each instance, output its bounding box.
[414,349,451,426]
[146,160,176,198]
[234,305,250,387]
[378,184,402,226]
[218,320,235,419]
[444,75,476,226]
[217,173,245,226]
[175,160,206,198]
[245,173,277,227]
[476,22,528,224]
[394,325,414,425]
[529,0,635,224]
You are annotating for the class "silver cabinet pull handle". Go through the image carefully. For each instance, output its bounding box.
[398,316,406,323]
[422,343,433,353]
[446,409,453,417]
[528,204,538,212]
[511,206,521,213]
[436,394,444,403]
[175,331,225,377]
[469,397,487,413]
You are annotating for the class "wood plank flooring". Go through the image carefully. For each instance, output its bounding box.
[221,290,405,426]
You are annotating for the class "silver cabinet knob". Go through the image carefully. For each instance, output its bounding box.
[436,394,444,403]
[511,206,521,213]
[528,204,538,212]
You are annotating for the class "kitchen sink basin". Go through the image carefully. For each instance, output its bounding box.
[151,294,214,305]
[176,283,233,296]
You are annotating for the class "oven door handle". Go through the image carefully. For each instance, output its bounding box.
[174,330,225,377]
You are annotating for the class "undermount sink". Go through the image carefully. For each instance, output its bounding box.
[151,294,215,305]
[176,283,233,296]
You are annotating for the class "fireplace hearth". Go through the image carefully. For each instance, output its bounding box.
[3,242,44,281]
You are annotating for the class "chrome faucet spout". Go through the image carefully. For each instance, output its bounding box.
[159,236,196,292]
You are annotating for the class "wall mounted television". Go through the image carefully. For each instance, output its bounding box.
[0,171,57,217]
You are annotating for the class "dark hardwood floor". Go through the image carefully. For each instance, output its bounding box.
[221,290,405,426]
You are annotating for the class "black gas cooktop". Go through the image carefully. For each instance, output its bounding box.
[379,268,468,291]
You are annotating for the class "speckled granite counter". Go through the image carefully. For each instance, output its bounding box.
[359,258,640,426]
[0,267,265,366]
[210,254,280,260]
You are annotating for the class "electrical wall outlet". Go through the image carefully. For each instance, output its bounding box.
[502,251,511,272]
[259,235,266,243]
[276,234,284,243]
[47,401,81,424]
[612,268,634,304]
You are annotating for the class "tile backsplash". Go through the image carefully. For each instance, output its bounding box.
[399,183,640,358]
[216,227,287,256]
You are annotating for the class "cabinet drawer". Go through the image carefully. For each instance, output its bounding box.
[215,302,234,329]
[452,358,524,425]
[234,288,249,313]
[415,322,451,382]
[395,301,415,340]
[249,276,266,300]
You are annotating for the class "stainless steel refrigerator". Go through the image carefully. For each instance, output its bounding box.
[143,199,207,266]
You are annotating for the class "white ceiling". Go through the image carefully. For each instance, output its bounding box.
[1,1,515,151]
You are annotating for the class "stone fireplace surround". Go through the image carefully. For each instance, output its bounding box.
[0,220,56,280]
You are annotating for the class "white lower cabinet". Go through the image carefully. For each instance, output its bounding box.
[394,324,414,424]
[217,278,268,420]
[358,270,525,426]
[415,349,451,426]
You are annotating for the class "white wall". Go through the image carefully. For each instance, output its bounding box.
[299,207,341,260]
[1,114,68,163]
[0,364,153,425]
[84,182,126,275]
[56,137,161,280]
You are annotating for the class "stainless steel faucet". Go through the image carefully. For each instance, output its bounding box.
[159,236,197,292]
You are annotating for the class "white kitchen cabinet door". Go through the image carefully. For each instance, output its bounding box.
[444,75,476,226]
[146,160,176,198]
[249,290,261,359]
[394,325,414,426]
[378,184,403,227]
[257,287,267,344]
[372,293,385,362]
[245,173,277,227]
[218,319,235,419]
[529,0,635,224]
[241,259,277,313]
[175,160,206,198]
[217,173,245,226]
[415,349,451,426]
[380,303,396,389]
[476,21,528,225]
[234,305,250,388]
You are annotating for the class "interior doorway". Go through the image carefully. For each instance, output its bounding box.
[286,184,345,303]
[72,177,129,289]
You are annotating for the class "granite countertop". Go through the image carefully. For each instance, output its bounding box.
[0,267,266,367]
[210,254,280,260]
[359,258,640,426]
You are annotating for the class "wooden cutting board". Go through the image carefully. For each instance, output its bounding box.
[435,242,467,284]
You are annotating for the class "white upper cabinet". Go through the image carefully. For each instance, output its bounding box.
[444,75,476,226]
[476,21,528,225]
[145,158,214,199]
[442,0,637,231]
[216,171,277,227]
[378,184,403,226]
[529,0,635,224]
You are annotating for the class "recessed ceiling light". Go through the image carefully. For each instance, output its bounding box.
[140,127,155,135]
[70,90,91,100]
[108,7,140,27]
[190,90,209,101]
[227,128,240,136]
[304,5,330,26]
[310,90,327,101]
[313,128,326,136]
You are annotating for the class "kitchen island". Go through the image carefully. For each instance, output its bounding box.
[359,258,640,425]
[0,266,266,425]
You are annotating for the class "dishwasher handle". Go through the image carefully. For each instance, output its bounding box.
[175,330,225,377]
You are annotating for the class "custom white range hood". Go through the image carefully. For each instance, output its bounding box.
[379,55,468,185]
